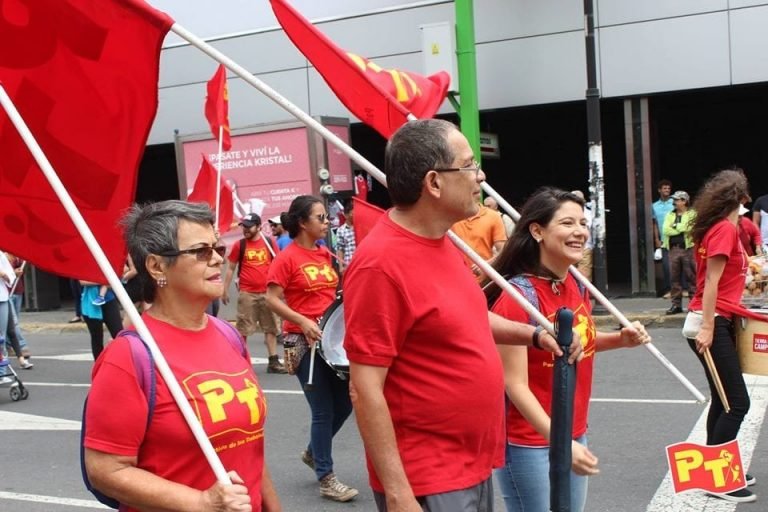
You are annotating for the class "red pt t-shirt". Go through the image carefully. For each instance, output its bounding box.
[84,314,267,512]
[343,213,505,496]
[266,243,338,333]
[491,275,596,446]
[689,219,748,318]
[228,237,276,293]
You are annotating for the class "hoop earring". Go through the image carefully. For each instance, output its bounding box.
[157,276,167,288]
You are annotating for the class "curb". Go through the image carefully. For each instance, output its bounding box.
[593,312,685,330]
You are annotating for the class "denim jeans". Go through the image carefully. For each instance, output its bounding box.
[687,316,750,445]
[295,349,353,480]
[8,295,27,350]
[0,301,9,376]
[494,435,589,512]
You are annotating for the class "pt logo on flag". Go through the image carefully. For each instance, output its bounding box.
[666,440,747,494]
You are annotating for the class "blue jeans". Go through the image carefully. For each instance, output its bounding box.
[495,435,589,512]
[0,301,8,376]
[295,350,353,480]
[9,295,27,350]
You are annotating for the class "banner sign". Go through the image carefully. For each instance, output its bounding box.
[666,439,747,495]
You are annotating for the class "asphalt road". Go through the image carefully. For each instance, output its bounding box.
[1,327,766,511]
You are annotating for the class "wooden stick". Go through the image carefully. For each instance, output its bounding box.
[703,349,730,413]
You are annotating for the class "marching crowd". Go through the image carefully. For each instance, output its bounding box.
[3,120,765,510]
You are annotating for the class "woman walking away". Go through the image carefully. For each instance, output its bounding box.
[684,169,757,503]
[485,187,650,512]
[266,195,358,503]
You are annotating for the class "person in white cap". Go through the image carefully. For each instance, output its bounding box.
[738,202,763,256]
[269,214,292,251]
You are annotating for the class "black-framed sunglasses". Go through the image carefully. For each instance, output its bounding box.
[159,245,226,262]
[433,160,482,179]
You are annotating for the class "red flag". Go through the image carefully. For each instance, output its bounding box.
[0,0,173,283]
[188,155,234,235]
[270,0,450,139]
[354,174,369,202]
[352,197,385,246]
[666,440,747,495]
[204,64,232,151]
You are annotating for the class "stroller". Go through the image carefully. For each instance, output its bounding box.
[0,354,29,402]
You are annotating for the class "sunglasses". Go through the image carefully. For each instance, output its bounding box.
[313,214,328,223]
[160,245,226,262]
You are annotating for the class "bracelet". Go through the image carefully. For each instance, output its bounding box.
[532,325,544,350]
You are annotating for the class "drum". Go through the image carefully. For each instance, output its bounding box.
[318,297,349,379]
[736,311,768,376]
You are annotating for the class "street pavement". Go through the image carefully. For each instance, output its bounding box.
[2,297,768,511]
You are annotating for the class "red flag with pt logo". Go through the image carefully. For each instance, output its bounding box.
[270,0,450,139]
[204,64,232,151]
[666,440,747,495]
[0,0,173,282]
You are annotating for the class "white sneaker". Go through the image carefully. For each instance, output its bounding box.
[0,376,14,385]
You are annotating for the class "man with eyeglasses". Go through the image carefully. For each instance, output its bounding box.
[451,172,507,281]
[222,213,286,374]
[344,119,580,511]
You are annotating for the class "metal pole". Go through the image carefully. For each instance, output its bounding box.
[454,0,481,164]
[584,0,608,298]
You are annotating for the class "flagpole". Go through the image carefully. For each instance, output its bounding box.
[215,125,224,231]
[0,85,232,485]
[169,23,705,403]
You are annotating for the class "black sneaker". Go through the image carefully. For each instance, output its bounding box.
[666,305,683,315]
[709,487,757,503]
[746,473,756,486]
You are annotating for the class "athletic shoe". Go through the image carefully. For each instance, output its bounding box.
[319,473,358,502]
[92,296,106,306]
[68,316,82,323]
[301,449,315,470]
[708,488,757,503]
[19,358,33,370]
[746,473,756,486]
[0,376,14,385]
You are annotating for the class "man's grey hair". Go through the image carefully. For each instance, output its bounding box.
[121,200,214,302]
[384,119,458,206]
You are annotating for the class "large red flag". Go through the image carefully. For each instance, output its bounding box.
[270,0,450,139]
[0,0,173,283]
[204,64,232,151]
[352,197,385,246]
[188,155,234,235]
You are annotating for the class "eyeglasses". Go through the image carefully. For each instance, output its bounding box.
[433,160,482,179]
[313,214,328,223]
[159,245,226,262]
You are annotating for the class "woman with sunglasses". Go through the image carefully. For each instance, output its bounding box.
[266,195,358,503]
[84,200,280,512]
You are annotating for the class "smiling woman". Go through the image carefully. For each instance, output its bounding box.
[82,200,281,512]
[485,187,650,512]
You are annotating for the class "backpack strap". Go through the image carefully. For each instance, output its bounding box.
[237,238,246,278]
[508,275,539,326]
[209,315,248,360]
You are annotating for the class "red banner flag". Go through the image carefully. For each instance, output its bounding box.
[188,155,235,235]
[204,64,232,151]
[666,439,747,495]
[0,0,173,283]
[352,197,385,246]
[270,0,450,139]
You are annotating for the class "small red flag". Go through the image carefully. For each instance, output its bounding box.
[666,439,747,495]
[204,64,232,151]
[0,0,173,283]
[352,197,385,246]
[188,154,234,235]
[270,0,450,139]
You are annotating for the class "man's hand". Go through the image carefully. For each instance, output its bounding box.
[537,329,583,364]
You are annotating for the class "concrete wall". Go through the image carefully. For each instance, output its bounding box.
[150,1,768,144]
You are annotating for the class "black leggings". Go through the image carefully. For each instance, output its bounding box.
[687,316,750,445]
[83,300,122,360]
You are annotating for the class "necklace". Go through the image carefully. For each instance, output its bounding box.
[523,271,566,296]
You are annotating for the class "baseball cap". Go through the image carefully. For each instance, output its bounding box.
[268,216,282,225]
[671,190,689,202]
[239,213,261,227]
[739,205,749,216]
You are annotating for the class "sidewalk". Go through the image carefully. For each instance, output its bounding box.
[17,295,689,333]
